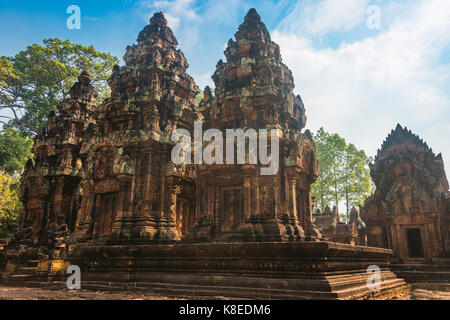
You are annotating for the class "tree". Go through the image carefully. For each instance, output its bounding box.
[0,38,119,136]
[312,128,374,216]
[312,128,347,211]
[0,57,17,87]
[0,125,33,174]
[312,128,334,210]
[0,171,22,232]
[341,143,373,214]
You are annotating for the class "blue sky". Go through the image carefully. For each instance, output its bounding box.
[1,0,449,182]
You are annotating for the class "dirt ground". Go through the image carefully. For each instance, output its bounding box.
[0,285,448,300]
[0,286,173,300]
[384,287,450,300]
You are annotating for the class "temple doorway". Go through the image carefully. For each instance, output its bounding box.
[176,199,195,237]
[98,193,118,238]
[406,228,424,258]
[221,189,242,233]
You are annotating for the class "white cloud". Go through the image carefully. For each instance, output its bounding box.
[278,0,371,37]
[137,0,201,49]
[203,0,249,26]
[163,13,181,31]
[273,0,450,179]
[194,72,214,90]
[150,0,199,21]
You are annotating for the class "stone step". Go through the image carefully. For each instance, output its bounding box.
[82,280,337,300]
[1,270,408,300]
[392,264,450,272]
[392,263,450,283]
[394,271,450,282]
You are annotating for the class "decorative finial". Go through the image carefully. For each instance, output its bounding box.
[78,71,92,84]
[245,8,261,22]
[150,11,168,26]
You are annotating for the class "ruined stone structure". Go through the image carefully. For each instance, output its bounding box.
[313,206,366,245]
[361,124,450,263]
[71,12,200,244]
[189,9,322,242]
[17,72,98,247]
[15,9,322,246]
[1,10,410,300]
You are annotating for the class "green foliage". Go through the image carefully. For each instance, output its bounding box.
[0,171,22,232]
[0,58,17,87]
[312,128,374,216]
[0,38,119,176]
[195,87,215,106]
[0,126,33,174]
[0,38,119,136]
[195,92,204,106]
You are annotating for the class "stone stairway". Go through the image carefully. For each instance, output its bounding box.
[0,241,411,300]
[2,259,40,283]
[391,263,450,287]
[1,259,68,290]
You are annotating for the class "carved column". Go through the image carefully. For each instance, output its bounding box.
[244,176,252,219]
[289,179,297,221]
[167,185,181,221]
[93,194,102,238]
[167,184,181,240]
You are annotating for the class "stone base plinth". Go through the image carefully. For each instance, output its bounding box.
[1,242,409,299]
[8,242,410,299]
[391,263,450,284]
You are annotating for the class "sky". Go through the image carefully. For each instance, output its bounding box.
[0,0,449,182]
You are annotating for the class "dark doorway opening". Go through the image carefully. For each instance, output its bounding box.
[98,193,118,238]
[407,228,424,258]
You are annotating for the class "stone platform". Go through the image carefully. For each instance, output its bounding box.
[1,241,408,300]
[391,263,450,286]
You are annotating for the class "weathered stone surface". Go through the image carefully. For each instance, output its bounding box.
[313,206,366,245]
[71,12,200,244]
[361,124,450,263]
[2,241,408,300]
[187,8,322,242]
[14,72,98,247]
[0,9,411,300]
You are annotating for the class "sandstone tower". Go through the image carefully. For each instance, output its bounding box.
[361,124,450,263]
[187,9,322,242]
[18,72,98,246]
[71,12,200,243]
[3,9,411,300]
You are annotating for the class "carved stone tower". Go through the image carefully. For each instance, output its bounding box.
[187,9,322,242]
[18,72,98,246]
[72,12,199,243]
[361,124,450,263]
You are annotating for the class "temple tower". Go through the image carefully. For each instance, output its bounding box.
[72,12,200,243]
[18,72,98,246]
[187,9,322,242]
[361,124,450,263]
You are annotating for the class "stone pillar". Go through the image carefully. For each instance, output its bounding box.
[93,194,102,238]
[52,176,65,226]
[244,176,251,219]
[118,178,132,220]
[289,179,297,221]
[167,185,181,221]
[144,153,152,201]
[305,187,314,224]
[255,183,260,215]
